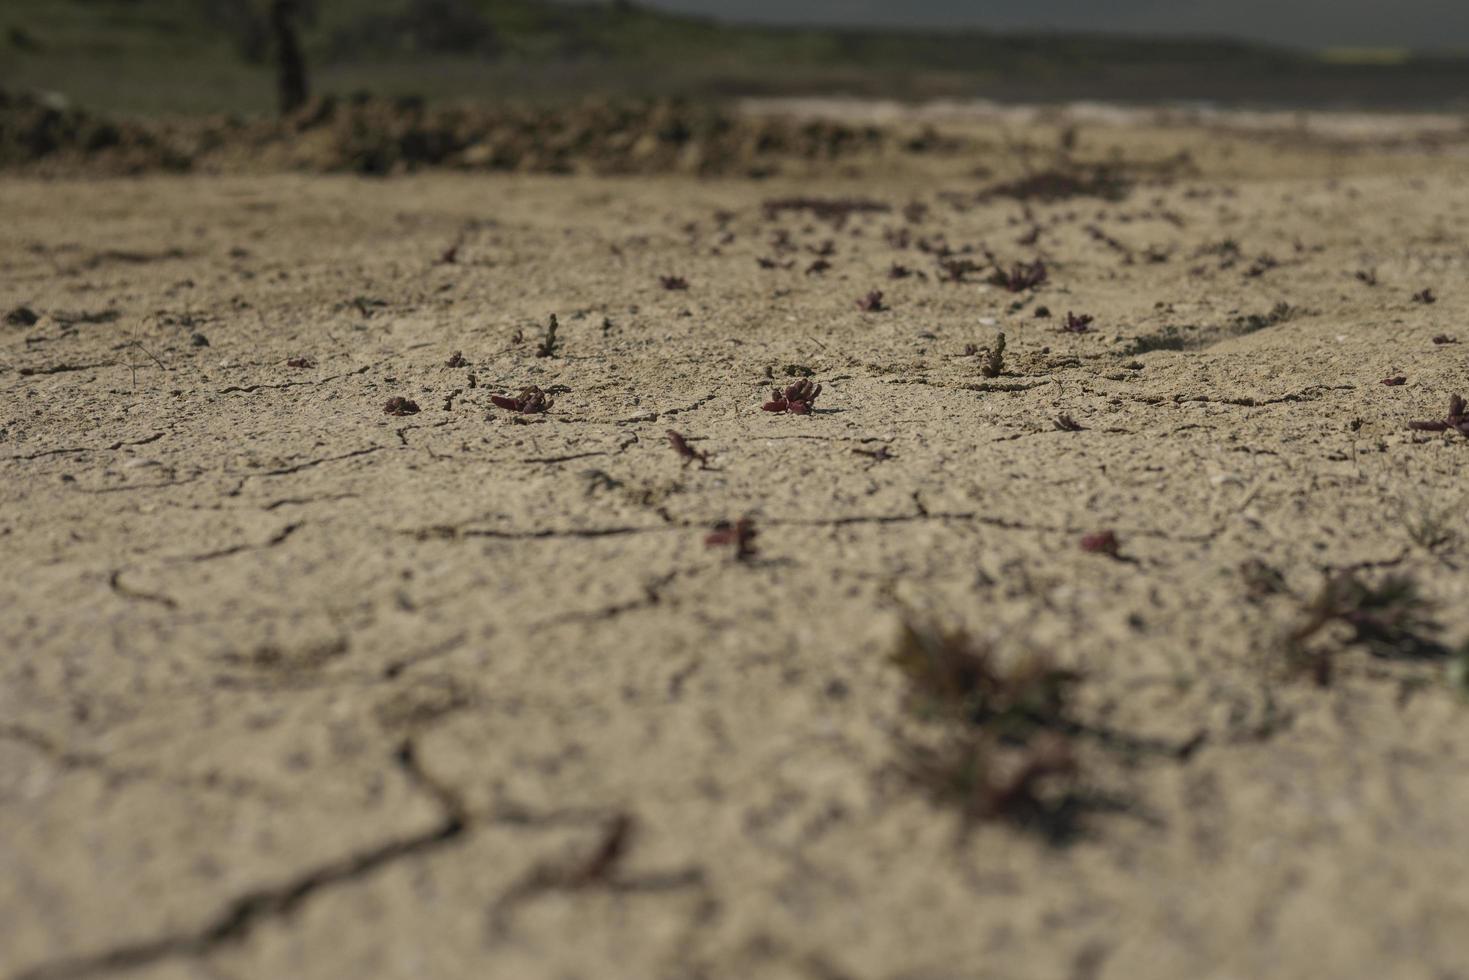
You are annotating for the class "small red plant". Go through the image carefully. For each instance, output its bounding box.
[857,290,887,312]
[763,379,822,415]
[706,518,758,560]
[490,386,553,414]
[1080,531,1120,557]
[446,351,468,368]
[666,429,710,468]
[1409,394,1469,438]
[384,396,420,416]
[1060,312,1094,334]
[989,259,1048,292]
[1381,376,1407,386]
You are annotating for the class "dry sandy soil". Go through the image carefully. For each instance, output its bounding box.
[4,110,1469,980]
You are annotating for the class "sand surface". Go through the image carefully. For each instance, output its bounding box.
[3,117,1469,979]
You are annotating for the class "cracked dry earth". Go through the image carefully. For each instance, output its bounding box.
[4,123,1469,980]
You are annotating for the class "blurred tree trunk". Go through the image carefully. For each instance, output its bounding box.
[271,0,309,115]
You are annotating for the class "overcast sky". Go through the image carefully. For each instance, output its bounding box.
[635,1,1469,51]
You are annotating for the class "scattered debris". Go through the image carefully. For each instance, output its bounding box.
[761,196,889,226]
[980,166,1131,204]
[854,445,895,463]
[286,356,316,369]
[1432,335,1458,345]
[659,275,689,291]
[1413,288,1437,305]
[189,332,210,347]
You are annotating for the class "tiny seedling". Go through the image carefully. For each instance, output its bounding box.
[888,263,914,280]
[857,290,887,312]
[889,622,1083,834]
[1060,312,1094,334]
[1402,506,1455,553]
[939,257,984,283]
[1240,558,1289,600]
[536,315,560,358]
[901,732,1076,828]
[565,813,635,888]
[1413,288,1438,305]
[705,518,758,560]
[446,351,468,368]
[1408,395,1469,438]
[1286,572,1442,684]
[1355,268,1379,287]
[890,623,1079,734]
[490,386,553,414]
[988,259,1048,293]
[666,429,710,468]
[1080,531,1121,557]
[1382,376,1407,386]
[1054,414,1085,432]
[384,396,420,416]
[805,259,832,276]
[980,333,1006,378]
[5,306,39,327]
[763,379,822,415]
[659,275,689,291]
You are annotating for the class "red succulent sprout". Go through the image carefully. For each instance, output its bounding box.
[706,518,758,560]
[1060,312,1094,334]
[666,429,710,468]
[989,259,1048,292]
[1409,395,1469,437]
[1080,530,1121,557]
[763,379,822,415]
[383,396,420,416]
[490,386,553,414]
[857,290,887,312]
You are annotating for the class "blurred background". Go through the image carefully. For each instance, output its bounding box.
[3,0,1469,116]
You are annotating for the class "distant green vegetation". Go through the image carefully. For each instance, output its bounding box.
[3,0,1467,115]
